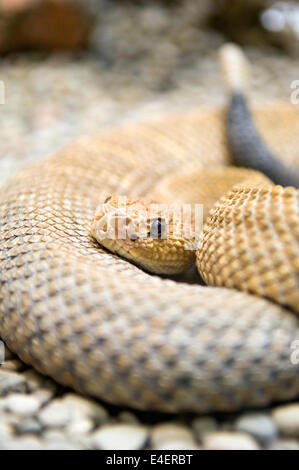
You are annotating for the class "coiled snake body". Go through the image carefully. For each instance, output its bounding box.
[0,46,298,413]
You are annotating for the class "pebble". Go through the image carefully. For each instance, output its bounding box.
[61,393,108,425]
[43,430,80,450]
[4,393,40,416]
[66,417,94,437]
[202,432,260,450]
[0,421,13,440]
[0,371,27,396]
[234,412,278,442]
[39,399,71,428]
[32,388,54,407]
[272,404,299,438]
[15,417,43,436]
[154,440,200,451]
[266,439,299,450]
[43,429,82,449]
[91,423,148,450]
[0,436,43,450]
[44,440,80,451]
[192,416,218,439]
[150,423,197,450]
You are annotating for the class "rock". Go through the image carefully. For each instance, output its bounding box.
[43,430,80,450]
[154,440,200,451]
[234,412,278,442]
[0,436,43,450]
[91,423,148,450]
[39,399,71,428]
[32,388,54,407]
[4,393,40,416]
[15,417,43,436]
[0,0,91,53]
[66,417,93,437]
[61,393,108,425]
[150,423,198,450]
[272,404,299,438]
[266,439,299,450]
[0,371,27,396]
[44,440,80,450]
[0,421,13,440]
[192,416,218,439]
[202,432,260,450]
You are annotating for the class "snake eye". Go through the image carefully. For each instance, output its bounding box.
[104,196,112,203]
[150,218,166,239]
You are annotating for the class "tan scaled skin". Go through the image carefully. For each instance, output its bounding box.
[91,167,271,275]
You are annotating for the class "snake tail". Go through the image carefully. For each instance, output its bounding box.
[219,43,299,188]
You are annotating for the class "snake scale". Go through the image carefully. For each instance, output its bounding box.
[0,45,299,413]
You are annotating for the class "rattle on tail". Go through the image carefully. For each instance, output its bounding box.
[220,43,299,188]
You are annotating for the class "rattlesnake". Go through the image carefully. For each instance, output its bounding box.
[0,45,298,413]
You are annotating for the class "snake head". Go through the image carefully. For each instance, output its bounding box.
[91,195,197,274]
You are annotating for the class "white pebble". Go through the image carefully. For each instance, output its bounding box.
[234,412,277,441]
[91,423,148,450]
[4,393,40,416]
[151,423,195,449]
[202,431,260,450]
[39,400,71,428]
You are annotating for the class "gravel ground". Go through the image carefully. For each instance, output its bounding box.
[0,40,299,449]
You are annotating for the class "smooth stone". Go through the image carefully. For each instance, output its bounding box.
[154,440,200,450]
[44,440,80,450]
[91,423,148,450]
[32,388,54,406]
[43,429,70,441]
[0,421,13,440]
[0,371,27,396]
[61,393,108,425]
[15,417,43,436]
[66,417,93,437]
[0,436,43,450]
[272,404,299,438]
[39,399,71,428]
[266,439,299,450]
[4,393,40,416]
[234,412,278,442]
[202,432,260,450]
[151,423,195,448]
[192,416,218,439]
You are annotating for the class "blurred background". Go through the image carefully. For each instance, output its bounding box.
[0,0,299,187]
